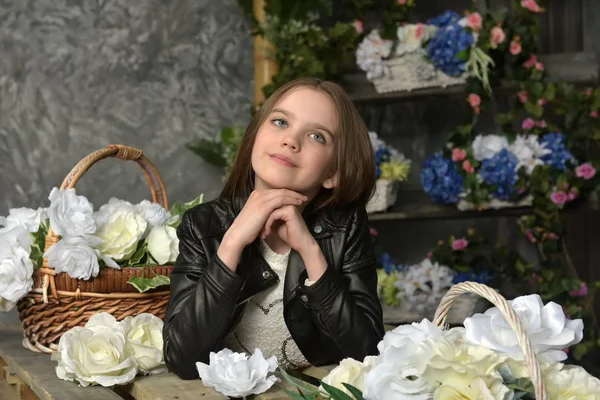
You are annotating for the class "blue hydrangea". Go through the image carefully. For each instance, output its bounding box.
[427,23,474,77]
[479,149,519,201]
[427,11,461,28]
[421,152,464,204]
[378,253,405,274]
[375,148,391,164]
[540,133,577,171]
[452,270,492,285]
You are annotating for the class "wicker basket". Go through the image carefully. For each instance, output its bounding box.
[433,282,548,399]
[17,144,173,354]
[366,179,399,213]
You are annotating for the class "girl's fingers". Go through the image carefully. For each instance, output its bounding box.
[263,208,287,238]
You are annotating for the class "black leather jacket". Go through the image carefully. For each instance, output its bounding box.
[162,197,384,380]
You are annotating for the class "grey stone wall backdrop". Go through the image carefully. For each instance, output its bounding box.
[0,1,253,324]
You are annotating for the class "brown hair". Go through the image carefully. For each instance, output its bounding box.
[220,77,376,212]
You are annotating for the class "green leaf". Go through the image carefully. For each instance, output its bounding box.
[455,49,469,61]
[282,388,312,400]
[126,242,148,267]
[544,82,556,101]
[127,275,171,293]
[524,101,543,118]
[278,368,319,395]
[321,381,354,400]
[168,193,205,228]
[186,138,227,168]
[342,383,365,400]
[29,218,49,269]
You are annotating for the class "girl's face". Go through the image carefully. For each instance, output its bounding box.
[251,87,339,199]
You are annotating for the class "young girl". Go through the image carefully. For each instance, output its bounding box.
[163,77,385,380]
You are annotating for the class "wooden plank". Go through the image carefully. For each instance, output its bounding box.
[345,52,599,103]
[0,328,123,400]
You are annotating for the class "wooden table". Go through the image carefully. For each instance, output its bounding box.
[0,326,330,400]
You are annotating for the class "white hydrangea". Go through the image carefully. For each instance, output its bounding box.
[356,30,393,80]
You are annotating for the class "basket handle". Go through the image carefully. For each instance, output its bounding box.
[41,144,168,300]
[433,282,547,400]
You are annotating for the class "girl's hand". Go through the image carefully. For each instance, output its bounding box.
[226,189,308,249]
[261,205,315,256]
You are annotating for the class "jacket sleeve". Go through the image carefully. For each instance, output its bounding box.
[163,209,246,380]
[297,205,384,362]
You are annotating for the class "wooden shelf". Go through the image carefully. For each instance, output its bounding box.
[345,52,599,103]
[368,190,596,222]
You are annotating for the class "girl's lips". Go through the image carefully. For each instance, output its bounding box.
[270,154,297,168]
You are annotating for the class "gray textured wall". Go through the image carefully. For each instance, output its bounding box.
[0,0,253,324]
[0,0,253,216]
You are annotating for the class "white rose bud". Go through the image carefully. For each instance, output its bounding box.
[121,314,167,375]
[0,245,34,302]
[146,225,179,265]
[52,325,138,387]
[47,188,96,238]
[95,210,147,261]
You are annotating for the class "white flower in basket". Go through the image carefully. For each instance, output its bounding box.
[287,283,600,400]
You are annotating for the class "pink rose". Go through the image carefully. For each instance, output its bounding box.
[427,251,432,259]
[548,232,559,240]
[525,229,537,243]
[397,0,407,4]
[468,93,481,107]
[535,61,545,71]
[524,54,538,68]
[550,191,568,205]
[536,120,547,128]
[462,160,475,173]
[591,111,599,119]
[569,282,588,297]
[415,23,424,39]
[510,38,522,55]
[517,91,528,103]
[585,88,593,96]
[452,238,469,251]
[452,148,467,162]
[521,0,542,12]
[466,12,483,31]
[538,98,547,106]
[369,227,379,236]
[576,162,596,180]
[522,118,535,130]
[352,20,364,34]
[490,26,506,47]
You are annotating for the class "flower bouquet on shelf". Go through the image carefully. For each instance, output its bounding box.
[0,144,203,353]
[421,132,599,211]
[281,282,600,399]
[366,132,411,213]
[356,8,494,94]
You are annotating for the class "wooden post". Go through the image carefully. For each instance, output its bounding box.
[253,0,279,104]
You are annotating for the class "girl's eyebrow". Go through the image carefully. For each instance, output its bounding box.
[272,107,334,138]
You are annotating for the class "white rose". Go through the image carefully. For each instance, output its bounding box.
[377,319,443,365]
[95,210,147,261]
[0,244,34,302]
[94,198,138,227]
[396,23,437,51]
[48,188,96,238]
[121,314,166,375]
[86,312,122,330]
[146,225,179,265]
[0,224,32,254]
[44,236,105,280]
[464,294,583,363]
[0,296,16,312]
[472,134,509,161]
[363,362,433,400]
[430,371,511,400]
[321,357,373,394]
[0,207,46,233]
[196,348,278,398]
[136,200,170,230]
[51,325,137,387]
[545,364,600,399]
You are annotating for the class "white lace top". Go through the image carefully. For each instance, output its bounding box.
[221,240,311,370]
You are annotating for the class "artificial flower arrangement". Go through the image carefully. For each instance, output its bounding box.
[281,287,600,399]
[421,132,598,211]
[0,187,203,312]
[356,8,494,94]
[52,312,167,387]
[366,132,411,213]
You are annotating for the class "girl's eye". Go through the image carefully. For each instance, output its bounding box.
[310,132,326,143]
[272,118,287,128]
